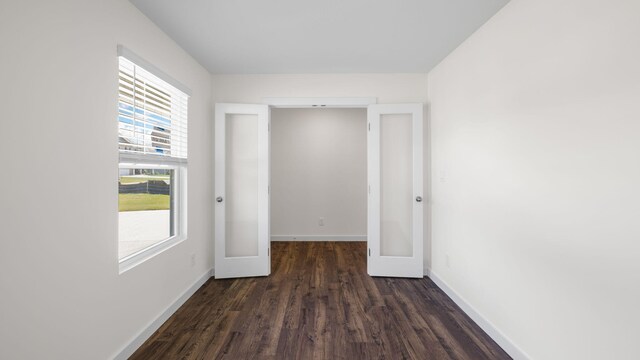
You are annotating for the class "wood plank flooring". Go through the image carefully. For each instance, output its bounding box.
[130,242,510,360]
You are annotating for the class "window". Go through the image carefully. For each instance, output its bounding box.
[117,46,190,271]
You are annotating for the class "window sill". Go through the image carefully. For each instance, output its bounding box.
[119,235,186,274]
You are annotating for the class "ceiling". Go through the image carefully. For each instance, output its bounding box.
[130,0,509,74]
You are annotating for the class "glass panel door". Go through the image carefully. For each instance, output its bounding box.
[215,104,270,279]
[367,104,423,278]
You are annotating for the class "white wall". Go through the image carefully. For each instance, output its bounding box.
[271,108,367,239]
[211,74,428,104]
[428,0,640,359]
[0,1,213,359]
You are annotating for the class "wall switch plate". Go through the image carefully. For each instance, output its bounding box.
[319,217,325,226]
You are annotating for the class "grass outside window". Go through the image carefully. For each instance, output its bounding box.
[119,193,170,212]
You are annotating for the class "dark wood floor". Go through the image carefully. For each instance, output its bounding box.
[130,242,510,360]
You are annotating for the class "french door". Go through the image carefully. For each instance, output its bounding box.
[367,104,424,278]
[214,103,270,278]
[214,102,423,279]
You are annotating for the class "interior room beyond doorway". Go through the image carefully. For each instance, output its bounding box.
[270,108,368,242]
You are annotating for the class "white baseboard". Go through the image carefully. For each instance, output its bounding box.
[271,235,366,242]
[425,269,530,360]
[113,268,214,360]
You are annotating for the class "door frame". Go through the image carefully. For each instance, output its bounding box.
[215,97,425,278]
[263,97,376,109]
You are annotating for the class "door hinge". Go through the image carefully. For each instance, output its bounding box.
[268,122,270,131]
[369,248,371,256]
[368,122,370,131]
[268,185,270,194]
[268,248,270,256]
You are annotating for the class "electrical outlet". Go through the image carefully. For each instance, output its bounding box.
[190,253,196,267]
[319,217,324,226]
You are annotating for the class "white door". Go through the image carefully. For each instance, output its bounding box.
[215,103,270,278]
[367,104,423,278]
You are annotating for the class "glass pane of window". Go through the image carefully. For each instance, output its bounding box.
[118,168,174,260]
[118,56,188,159]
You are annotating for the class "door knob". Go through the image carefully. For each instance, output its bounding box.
[416,196,423,202]
[216,196,223,203]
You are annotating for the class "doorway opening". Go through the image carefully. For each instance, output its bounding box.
[270,107,368,243]
[214,100,424,279]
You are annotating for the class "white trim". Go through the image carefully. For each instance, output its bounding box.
[117,45,192,96]
[119,152,187,166]
[118,235,186,274]
[270,235,367,242]
[113,268,214,360]
[263,97,376,108]
[425,269,531,360]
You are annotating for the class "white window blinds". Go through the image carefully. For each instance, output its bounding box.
[118,55,189,162]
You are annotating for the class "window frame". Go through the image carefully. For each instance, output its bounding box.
[117,46,190,273]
